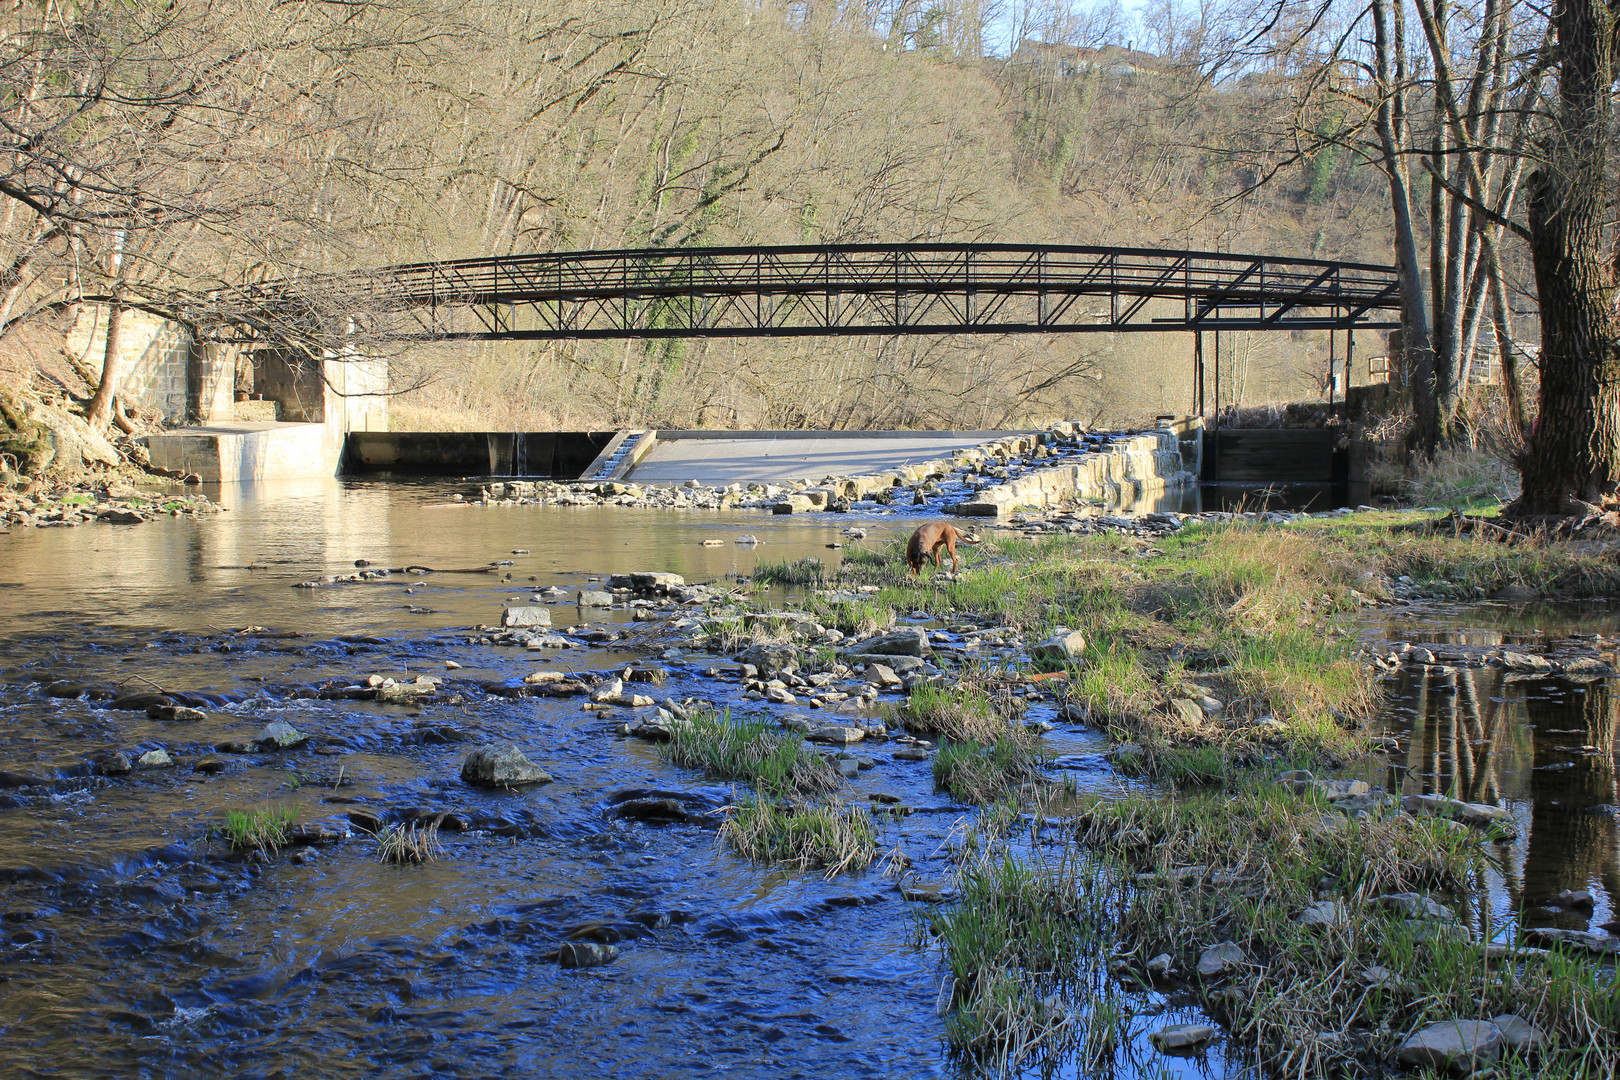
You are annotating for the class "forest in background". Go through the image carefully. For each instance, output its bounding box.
[0,0,1532,431]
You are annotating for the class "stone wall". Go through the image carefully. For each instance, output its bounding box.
[945,425,1192,517]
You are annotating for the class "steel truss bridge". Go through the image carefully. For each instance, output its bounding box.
[248,243,1401,342]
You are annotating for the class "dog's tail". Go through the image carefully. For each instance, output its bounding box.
[958,534,983,545]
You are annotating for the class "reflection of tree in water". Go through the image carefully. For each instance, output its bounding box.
[1388,660,1620,927]
[1522,677,1620,928]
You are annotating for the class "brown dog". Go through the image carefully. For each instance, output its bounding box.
[906,521,981,577]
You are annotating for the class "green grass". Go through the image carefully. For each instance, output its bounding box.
[720,795,878,877]
[933,732,1045,804]
[221,805,298,852]
[923,845,1124,1072]
[801,594,895,635]
[754,556,829,586]
[893,683,1004,741]
[660,708,840,796]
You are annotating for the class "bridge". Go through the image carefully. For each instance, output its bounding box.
[236,243,1401,342]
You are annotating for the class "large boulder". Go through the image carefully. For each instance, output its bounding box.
[845,627,931,657]
[461,744,553,788]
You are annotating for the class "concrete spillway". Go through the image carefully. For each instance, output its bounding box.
[621,430,1021,485]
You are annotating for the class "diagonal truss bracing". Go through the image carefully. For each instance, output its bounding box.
[240,243,1402,342]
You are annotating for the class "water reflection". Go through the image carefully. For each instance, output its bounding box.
[1373,643,1620,933]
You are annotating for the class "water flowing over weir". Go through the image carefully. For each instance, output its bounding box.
[0,484,1614,1078]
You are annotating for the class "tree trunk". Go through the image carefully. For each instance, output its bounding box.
[1510,0,1620,516]
[85,302,127,431]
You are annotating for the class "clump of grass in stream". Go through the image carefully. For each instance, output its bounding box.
[373,821,443,864]
[933,730,1044,804]
[893,683,1004,741]
[923,845,1125,1074]
[720,796,877,877]
[802,594,895,636]
[221,805,298,853]
[753,556,828,586]
[1069,772,1620,1077]
[661,708,839,796]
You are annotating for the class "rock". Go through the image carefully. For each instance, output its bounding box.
[884,880,948,905]
[1316,778,1370,801]
[255,721,307,749]
[1196,940,1246,978]
[1498,650,1552,672]
[1562,655,1613,676]
[460,744,553,788]
[193,757,227,775]
[736,643,799,679]
[1169,697,1205,725]
[134,749,173,769]
[1150,1023,1217,1054]
[1522,927,1620,955]
[835,758,860,778]
[501,606,552,628]
[1491,1014,1546,1053]
[376,676,438,704]
[866,663,902,687]
[1396,1019,1503,1073]
[1146,953,1174,979]
[577,589,614,607]
[1278,769,1315,794]
[892,746,929,762]
[1299,900,1349,928]
[882,655,926,677]
[1030,630,1086,664]
[808,724,864,745]
[1550,888,1595,909]
[608,571,685,592]
[558,941,618,969]
[147,704,206,722]
[1375,892,1454,920]
[609,798,701,825]
[765,686,797,705]
[1402,792,1516,834]
[845,627,931,657]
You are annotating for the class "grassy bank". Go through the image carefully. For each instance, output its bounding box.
[768,513,1620,1075]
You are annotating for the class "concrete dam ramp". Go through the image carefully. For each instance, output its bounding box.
[623,430,1021,484]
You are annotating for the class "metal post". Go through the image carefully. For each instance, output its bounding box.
[1194,330,1205,417]
[1328,317,1337,414]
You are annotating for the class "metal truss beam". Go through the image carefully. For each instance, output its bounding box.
[238,243,1401,342]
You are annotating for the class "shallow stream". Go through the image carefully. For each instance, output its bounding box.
[0,480,1613,1079]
